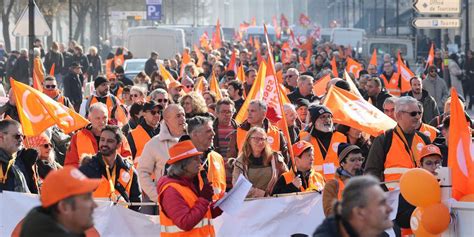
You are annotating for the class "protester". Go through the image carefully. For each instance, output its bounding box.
[335,125,371,160]
[282,103,300,144]
[0,89,20,121]
[87,46,102,80]
[156,140,222,236]
[365,96,431,190]
[272,140,325,195]
[313,176,394,237]
[243,68,257,95]
[382,97,397,121]
[423,65,449,113]
[79,125,142,212]
[43,75,74,108]
[364,77,392,112]
[179,92,214,119]
[129,86,147,105]
[447,53,464,98]
[144,51,158,77]
[403,76,439,123]
[149,88,170,108]
[379,61,400,96]
[288,75,317,103]
[232,127,288,198]
[43,42,64,86]
[295,98,310,130]
[168,81,185,103]
[284,68,299,92]
[227,80,245,113]
[63,62,85,112]
[18,167,100,236]
[322,143,364,216]
[114,66,134,86]
[26,133,62,186]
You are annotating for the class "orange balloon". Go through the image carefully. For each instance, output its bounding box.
[410,207,440,237]
[421,203,450,234]
[400,168,441,207]
[460,194,474,202]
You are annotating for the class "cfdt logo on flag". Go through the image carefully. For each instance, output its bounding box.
[146,0,162,21]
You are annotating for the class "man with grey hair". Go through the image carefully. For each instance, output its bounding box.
[12,48,30,85]
[149,88,169,109]
[313,175,394,237]
[138,104,187,206]
[382,97,397,120]
[227,100,289,163]
[187,116,226,195]
[288,75,317,104]
[284,68,300,91]
[365,96,431,190]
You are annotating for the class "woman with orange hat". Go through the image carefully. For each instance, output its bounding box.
[232,127,288,198]
[156,139,222,236]
[395,144,443,233]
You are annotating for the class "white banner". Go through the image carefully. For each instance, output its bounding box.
[0,191,324,237]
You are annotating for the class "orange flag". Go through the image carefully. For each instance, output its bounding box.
[235,61,267,124]
[312,74,331,97]
[397,51,415,94]
[193,44,205,67]
[254,38,261,51]
[248,36,254,47]
[227,50,237,73]
[211,19,222,49]
[331,57,338,77]
[369,48,377,66]
[180,51,191,78]
[345,57,363,78]
[323,86,396,136]
[200,32,211,52]
[281,42,292,64]
[194,77,206,94]
[159,64,176,87]
[343,70,363,98]
[425,43,435,70]
[32,72,43,93]
[237,64,245,82]
[49,63,56,76]
[256,50,263,65]
[300,37,313,67]
[10,78,89,136]
[210,72,223,100]
[448,88,474,200]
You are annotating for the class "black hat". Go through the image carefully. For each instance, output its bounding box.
[70,62,82,68]
[337,143,361,162]
[308,104,332,122]
[335,80,351,91]
[94,76,108,88]
[142,101,162,112]
[295,98,310,109]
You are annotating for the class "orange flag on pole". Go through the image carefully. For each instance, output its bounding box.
[210,72,223,100]
[180,51,191,78]
[32,72,43,93]
[49,63,56,76]
[159,64,176,87]
[345,57,363,78]
[194,77,206,94]
[227,50,237,73]
[343,70,363,98]
[331,57,338,77]
[369,48,377,66]
[397,51,415,94]
[193,44,205,67]
[237,64,245,82]
[211,19,222,49]
[312,74,331,97]
[448,88,474,200]
[10,78,89,136]
[323,86,397,137]
[235,61,266,124]
[425,43,435,70]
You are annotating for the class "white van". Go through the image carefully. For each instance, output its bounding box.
[126,26,185,59]
[331,28,366,52]
[244,26,276,42]
[364,37,415,66]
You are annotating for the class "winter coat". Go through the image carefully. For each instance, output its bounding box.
[63,72,84,105]
[43,50,63,75]
[0,148,30,193]
[20,206,85,237]
[86,54,102,79]
[423,74,449,113]
[404,89,440,123]
[12,56,30,85]
[447,59,464,98]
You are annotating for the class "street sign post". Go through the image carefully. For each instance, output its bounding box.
[412,0,461,14]
[146,0,162,21]
[412,18,461,29]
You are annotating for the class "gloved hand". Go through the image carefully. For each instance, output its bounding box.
[200,182,214,201]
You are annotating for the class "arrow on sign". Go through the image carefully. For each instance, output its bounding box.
[412,0,461,14]
[412,18,461,29]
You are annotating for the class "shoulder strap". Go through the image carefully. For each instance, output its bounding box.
[383,129,394,157]
[415,130,432,145]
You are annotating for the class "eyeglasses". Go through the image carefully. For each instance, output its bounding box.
[250,137,267,142]
[185,85,193,89]
[44,85,56,89]
[42,143,53,149]
[131,94,140,98]
[402,111,422,117]
[348,157,365,163]
[157,98,168,103]
[3,132,25,141]
[148,110,161,116]
[423,160,441,166]
[219,110,233,115]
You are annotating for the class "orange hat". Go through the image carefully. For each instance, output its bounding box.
[292,140,313,157]
[24,133,50,149]
[418,144,442,163]
[167,140,203,165]
[168,81,184,90]
[40,166,101,207]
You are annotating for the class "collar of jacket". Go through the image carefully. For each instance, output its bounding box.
[240,118,271,131]
[158,120,180,142]
[95,153,130,171]
[0,148,13,164]
[139,118,160,135]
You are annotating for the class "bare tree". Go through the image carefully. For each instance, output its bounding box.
[72,0,91,44]
[1,0,16,51]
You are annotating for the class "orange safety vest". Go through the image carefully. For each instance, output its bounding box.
[380,73,401,97]
[89,96,115,117]
[299,131,347,180]
[282,169,325,192]
[158,182,215,237]
[105,58,114,77]
[336,178,345,200]
[115,87,124,103]
[76,130,96,160]
[236,125,281,152]
[93,160,134,202]
[383,128,429,190]
[114,54,125,69]
[418,123,439,142]
[130,125,152,165]
[198,151,226,201]
[88,95,128,126]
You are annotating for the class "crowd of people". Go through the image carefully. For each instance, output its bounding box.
[0,33,473,237]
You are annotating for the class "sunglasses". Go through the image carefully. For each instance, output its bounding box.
[44,85,56,89]
[402,111,422,117]
[42,143,53,149]
[148,110,161,115]
[3,132,25,141]
[157,99,168,103]
[185,85,193,89]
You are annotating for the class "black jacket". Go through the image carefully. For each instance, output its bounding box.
[0,103,20,122]
[20,207,85,237]
[61,51,74,75]
[272,170,312,195]
[79,153,142,212]
[87,54,102,79]
[63,72,84,104]
[144,57,158,76]
[313,216,399,237]
[126,118,160,159]
[72,54,89,70]
[44,50,64,75]
[365,90,392,112]
[12,56,30,85]
[403,90,440,124]
[288,88,319,104]
[0,148,30,193]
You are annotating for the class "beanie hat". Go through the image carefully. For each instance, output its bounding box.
[308,104,332,122]
[94,76,108,88]
[295,98,310,109]
[335,80,351,91]
[337,143,361,162]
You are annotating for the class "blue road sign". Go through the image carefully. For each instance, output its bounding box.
[147,3,161,21]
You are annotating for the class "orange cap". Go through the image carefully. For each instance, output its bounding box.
[167,140,203,165]
[292,140,313,157]
[168,81,184,89]
[418,144,442,163]
[40,166,101,207]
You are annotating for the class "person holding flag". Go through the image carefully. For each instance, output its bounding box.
[42,75,73,109]
[272,140,325,195]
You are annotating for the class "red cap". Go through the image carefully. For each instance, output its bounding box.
[418,144,442,164]
[40,166,101,207]
[167,140,203,165]
[292,140,313,157]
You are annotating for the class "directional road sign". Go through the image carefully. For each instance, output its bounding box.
[412,0,461,14]
[412,18,461,29]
